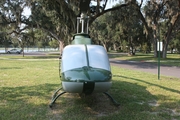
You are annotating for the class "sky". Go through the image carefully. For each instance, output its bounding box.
[91,0,119,9]
[92,0,144,9]
[22,7,31,17]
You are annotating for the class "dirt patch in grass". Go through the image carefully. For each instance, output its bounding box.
[79,93,120,115]
[50,92,120,117]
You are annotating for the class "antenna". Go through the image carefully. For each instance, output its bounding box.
[77,13,89,34]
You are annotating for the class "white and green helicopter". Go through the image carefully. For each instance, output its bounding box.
[49,12,119,108]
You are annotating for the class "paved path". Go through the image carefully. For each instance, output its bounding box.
[109,59,180,79]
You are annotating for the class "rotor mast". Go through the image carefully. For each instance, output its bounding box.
[77,13,89,34]
[77,0,91,34]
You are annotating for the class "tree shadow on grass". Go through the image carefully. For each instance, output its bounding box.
[110,75,180,120]
[0,81,153,120]
[0,67,22,70]
[116,75,180,94]
[1,76,179,120]
[27,55,60,59]
[0,78,153,119]
[0,84,59,120]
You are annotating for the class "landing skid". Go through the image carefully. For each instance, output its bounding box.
[49,88,120,108]
[49,88,66,108]
[103,92,120,106]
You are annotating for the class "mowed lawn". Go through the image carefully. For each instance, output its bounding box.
[0,55,180,120]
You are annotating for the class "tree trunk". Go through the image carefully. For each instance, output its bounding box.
[102,41,107,52]
[153,40,158,58]
[5,47,8,53]
[22,47,25,57]
[162,42,168,58]
[113,43,117,51]
[163,10,180,58]
[59,40,64,56]
[152,25,159,58]
[170,48,173,54]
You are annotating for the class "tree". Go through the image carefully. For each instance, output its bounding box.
[142,43,149,53]
[0,0,32,55]
[90,14,112,51]
[161,1,180,58]
[90,1,146,55]
[49,39,59,50]
[1,0,133,55]
[29,0,133,54]
[173,31,180,53]
[33,29,50,51]
[117,3,144,55]
[5,0,172,57]
[133,0,180,58]
[0,32,11,52]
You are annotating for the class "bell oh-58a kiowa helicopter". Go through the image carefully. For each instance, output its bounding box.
[49,2,119,108]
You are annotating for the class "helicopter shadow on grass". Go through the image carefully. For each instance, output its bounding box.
[51,76,159,119]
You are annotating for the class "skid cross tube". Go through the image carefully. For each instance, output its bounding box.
[49,88,66,108]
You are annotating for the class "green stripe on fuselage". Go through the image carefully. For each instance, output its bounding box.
[61,67,112,82]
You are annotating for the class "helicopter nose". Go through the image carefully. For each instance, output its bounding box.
[83,82,95,95]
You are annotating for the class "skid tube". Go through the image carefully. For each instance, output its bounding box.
[103,92,120,106]
[49,89,120,108]
[49,88,66,108]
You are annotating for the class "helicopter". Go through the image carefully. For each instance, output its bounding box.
[49,4,119,108]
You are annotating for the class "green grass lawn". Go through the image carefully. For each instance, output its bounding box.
[0,55,180,120]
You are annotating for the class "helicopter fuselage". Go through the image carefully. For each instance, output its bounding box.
[60,33,112,95]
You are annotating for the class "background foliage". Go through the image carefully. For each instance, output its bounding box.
[0,0,180,57]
